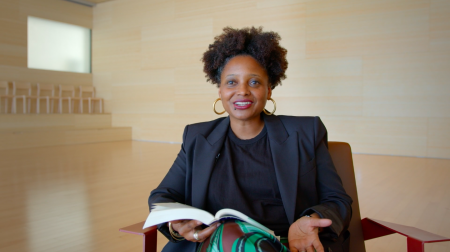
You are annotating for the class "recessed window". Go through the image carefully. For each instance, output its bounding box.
[27,16,91,73]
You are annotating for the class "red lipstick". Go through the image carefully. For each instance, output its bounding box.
[233,100,253,110]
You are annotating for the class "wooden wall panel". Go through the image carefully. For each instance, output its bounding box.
[112,113,218,142]
[430,0,450,52]
[173,66,218,116]
[93,0,450,158]
[92,72,112,112]
[276,57,364,117]
[0,0,92,86]
[0,65,93,87]
[20,0,93,28]
[89,0,113,3]
[305,0,430,58]
[322,116,428,157]
[112,85,176,114]
[362,51,450,117]
[427,118,450,158]
[0,0,26,67]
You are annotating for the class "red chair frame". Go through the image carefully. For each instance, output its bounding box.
[120,142,450,252]
[120,218,450,252]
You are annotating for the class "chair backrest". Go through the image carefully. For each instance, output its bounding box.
[59,85,75,97]
[328,142,366,252]
[79,86,95,98]
[12,82,32,96]
[0,81,9,95]
[37,83,55,97]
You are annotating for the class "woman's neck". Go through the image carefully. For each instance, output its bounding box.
[229,116,265,140]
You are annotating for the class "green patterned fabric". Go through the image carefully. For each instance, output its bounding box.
[197,220,289,252]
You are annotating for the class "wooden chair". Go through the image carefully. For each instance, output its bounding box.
[0,81,14,113]
[79,86,103,113]
[327,142,450,251]
[119,142,450,252]
[12,82,32,114]
[57,85,81,114]
[27,83,58,114]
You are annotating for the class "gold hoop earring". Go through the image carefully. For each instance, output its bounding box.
[213,98,226,115]
[263,98,276,115]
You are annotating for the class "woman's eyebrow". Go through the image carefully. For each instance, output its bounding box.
[225,73,260,77]
[248,74,260,77]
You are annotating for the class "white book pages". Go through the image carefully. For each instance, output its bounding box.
[144,202,274,238]
[144,203,215,229]
[215,208,271,233]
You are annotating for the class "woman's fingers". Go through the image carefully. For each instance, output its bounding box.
[170,220,184,232]
[193,223,220,242]
[171,220,220,242]
[289,246,299,252]
[305,246,315,252]
[170,219,187,233]
[312,238,325,252]
[176,220,202,236]
[170,219,184,224]
[289,239,308,252]
[308,218,332,228]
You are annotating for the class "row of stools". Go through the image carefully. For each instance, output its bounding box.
[0,81,103,114]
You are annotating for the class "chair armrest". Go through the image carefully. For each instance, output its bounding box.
[120,221,157,252]
[362,218,450,252]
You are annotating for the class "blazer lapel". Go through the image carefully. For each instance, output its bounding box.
[191,117,230,209]
[264,114,300,224]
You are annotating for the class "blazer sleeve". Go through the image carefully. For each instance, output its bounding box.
[300,117,353,239]
[148,125,190,243]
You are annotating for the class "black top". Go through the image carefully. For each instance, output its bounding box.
[206,125,290,236]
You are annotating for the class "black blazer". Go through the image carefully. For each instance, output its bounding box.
[149,114,352,252]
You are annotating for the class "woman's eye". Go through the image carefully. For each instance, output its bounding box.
[227,80,235,85]
[250,80,259,86]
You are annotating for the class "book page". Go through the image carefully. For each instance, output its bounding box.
[215,208,272,233]
[151,202,198,211]
[143,203,215,229]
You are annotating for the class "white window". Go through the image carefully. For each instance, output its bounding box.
[27,16,91,73]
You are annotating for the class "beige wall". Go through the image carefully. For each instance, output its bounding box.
[0,0,93,86]
[93,0,450,159]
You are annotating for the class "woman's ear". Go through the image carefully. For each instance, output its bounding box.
[218,89,221,98]
[267,86,272,99]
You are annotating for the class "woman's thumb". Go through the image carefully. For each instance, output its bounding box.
[310,218,332,228]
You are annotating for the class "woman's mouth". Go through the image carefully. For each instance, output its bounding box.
[233,101,253,110]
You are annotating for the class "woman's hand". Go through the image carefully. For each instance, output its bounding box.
[288,213,332,252]
[170,220,220,243]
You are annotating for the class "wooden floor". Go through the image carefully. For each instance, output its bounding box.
[0,141,449,252]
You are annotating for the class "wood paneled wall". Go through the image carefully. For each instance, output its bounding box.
[93,0,450,159]
[0,0,93,86]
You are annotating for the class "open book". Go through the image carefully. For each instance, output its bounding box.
[143,202,272,234]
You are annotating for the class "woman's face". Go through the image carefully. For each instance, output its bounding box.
[219,55,271,122]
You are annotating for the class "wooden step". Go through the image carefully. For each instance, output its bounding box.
[0,126,132,150]
[0,114,113,129]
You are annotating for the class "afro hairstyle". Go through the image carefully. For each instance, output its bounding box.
[202,26,288,90]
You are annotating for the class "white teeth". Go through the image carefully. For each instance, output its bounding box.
[235,102,251,105]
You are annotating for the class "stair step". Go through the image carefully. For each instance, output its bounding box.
[0,114,112,129]
[0,126,132,150]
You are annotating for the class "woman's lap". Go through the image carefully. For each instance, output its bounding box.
[197,220,289,252]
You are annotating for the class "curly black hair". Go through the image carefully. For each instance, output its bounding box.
[202,27,288,90]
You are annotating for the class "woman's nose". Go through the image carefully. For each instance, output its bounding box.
[237,83,250,95]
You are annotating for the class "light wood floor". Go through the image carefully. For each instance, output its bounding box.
[0,141,449,252]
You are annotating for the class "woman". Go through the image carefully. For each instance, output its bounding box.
[149,27,352,252]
